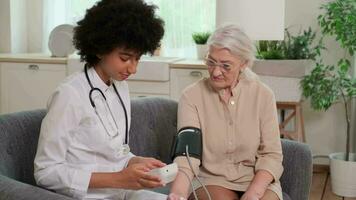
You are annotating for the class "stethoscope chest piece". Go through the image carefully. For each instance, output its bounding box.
[121,144,130,155]
[112,143,131,157]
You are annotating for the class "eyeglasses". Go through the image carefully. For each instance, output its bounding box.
[204,58,233,72]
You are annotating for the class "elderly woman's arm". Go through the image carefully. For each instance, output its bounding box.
[169,157,201,199]
[169,93,202,199]
[243,90,283,200]
[242,170,274,200]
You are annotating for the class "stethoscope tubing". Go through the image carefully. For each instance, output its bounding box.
[84,64,129,144]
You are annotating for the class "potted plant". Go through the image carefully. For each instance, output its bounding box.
[301,0,356,197]
[192,32,211,59]
[253,27,324,78]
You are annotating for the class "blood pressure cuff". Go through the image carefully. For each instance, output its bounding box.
[171,127,202,162]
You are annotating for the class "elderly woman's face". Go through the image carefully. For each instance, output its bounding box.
[206,46,246,90]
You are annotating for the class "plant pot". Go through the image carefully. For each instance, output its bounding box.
[196,44,208,60]
[251,60,314,102]
[329,152,356,197]
[252,59,313,78]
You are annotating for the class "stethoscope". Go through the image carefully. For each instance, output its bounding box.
[84,64,130,155]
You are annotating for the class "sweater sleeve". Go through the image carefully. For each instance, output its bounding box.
[255,90,284,181]
[174,92,201,179]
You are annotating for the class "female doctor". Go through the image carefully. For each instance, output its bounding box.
[34,0,167,199]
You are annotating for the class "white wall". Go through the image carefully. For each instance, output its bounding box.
[216,0,285,40]
[285,0,355,164]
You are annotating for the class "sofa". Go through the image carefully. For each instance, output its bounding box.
[0,97,312,200]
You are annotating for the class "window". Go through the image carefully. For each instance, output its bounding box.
[147,0,216,57]
[42,0,98,53]
[43,0,216,58]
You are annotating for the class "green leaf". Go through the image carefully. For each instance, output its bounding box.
[318,0,355,55]
[192,32,211,45]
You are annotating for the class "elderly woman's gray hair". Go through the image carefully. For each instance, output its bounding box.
[207,24,256,68]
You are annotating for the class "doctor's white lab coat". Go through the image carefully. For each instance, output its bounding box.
[34,67,136,199]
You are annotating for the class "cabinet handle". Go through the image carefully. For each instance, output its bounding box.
[28,64,39,70]
[190,71,203,77]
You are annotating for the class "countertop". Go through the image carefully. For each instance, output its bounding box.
[169,59,206,69]
[0,53,206,69]
[0,53,68,64]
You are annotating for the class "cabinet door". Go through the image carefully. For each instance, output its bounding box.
[130,93,170,99]
[127,80,170,99]
[127,80,170,95]
[0,62,66,114]
[170,68,209,101]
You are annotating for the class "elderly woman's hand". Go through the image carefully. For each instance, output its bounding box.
[241,170,273,200]
[240,190,260,200]
[167,193,187,200]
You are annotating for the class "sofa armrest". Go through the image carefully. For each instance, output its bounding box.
[0,175,74,200]
[280,139,312,200]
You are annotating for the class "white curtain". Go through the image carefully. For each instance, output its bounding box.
[42,0,98,53]
[147,0,216,58]
[41,0,215,57]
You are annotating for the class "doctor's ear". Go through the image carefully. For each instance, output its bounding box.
[96,54,103,59]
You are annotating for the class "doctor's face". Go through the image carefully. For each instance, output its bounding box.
[97,47,141,81]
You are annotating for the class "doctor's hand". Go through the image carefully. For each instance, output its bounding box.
[128,156,166,170]
[115,163,165,190]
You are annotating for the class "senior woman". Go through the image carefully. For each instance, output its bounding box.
[168,24,283,200]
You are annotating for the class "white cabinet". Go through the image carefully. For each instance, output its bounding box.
[170,68,209,101]
[130,93,170,99]
[67,55,176,99]
[127,58,174,99]
[127,80,170,99]
[0,62,66,114]
[0,54,209,113]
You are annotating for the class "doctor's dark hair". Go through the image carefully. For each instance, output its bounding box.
[73,0,164,66]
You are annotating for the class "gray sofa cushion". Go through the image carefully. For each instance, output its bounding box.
[0,174,73,200]
[281,139,312,200]
[0,109,46,185]
[129,97,177,164]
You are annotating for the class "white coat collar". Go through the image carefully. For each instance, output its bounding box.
[88,67,111,92]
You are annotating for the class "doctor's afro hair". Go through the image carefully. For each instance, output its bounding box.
[73,0,164,66]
